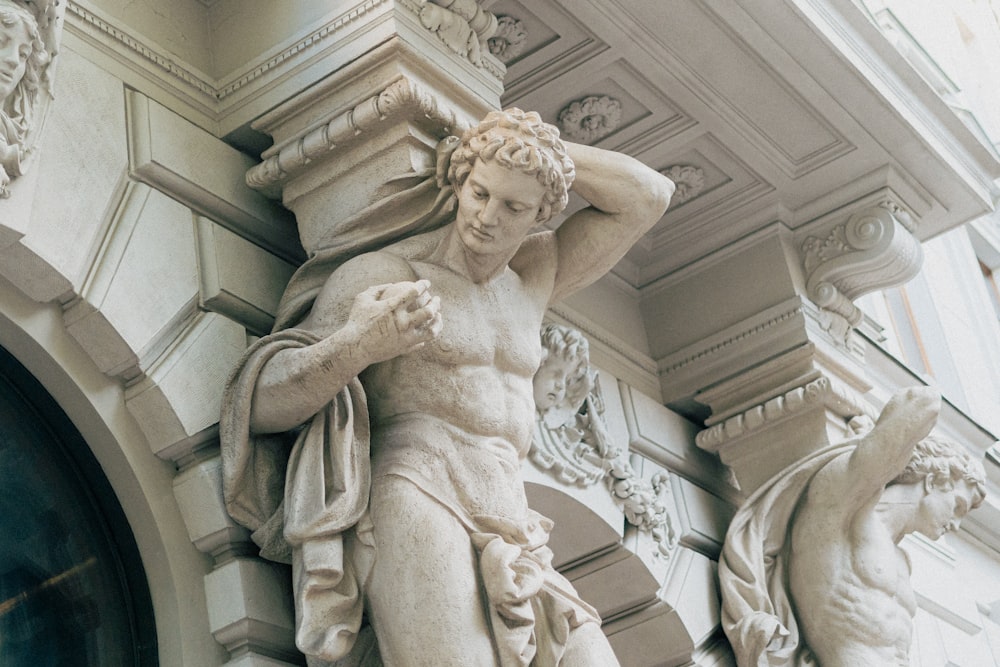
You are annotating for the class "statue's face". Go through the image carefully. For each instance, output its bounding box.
[533,355,577,413]
[456,158,546,259]
[0,17,31,101]
[914,477,977,539]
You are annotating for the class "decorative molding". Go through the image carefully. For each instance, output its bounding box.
[66,0,392,105]
[695,375,873,452]
[215,0,389,100]
[245,77,463,194]
[658,300,804,377]
[487,15,527,63]
[66,2,216,99]
[125,90,302,263]
[557,95,622,144]
[662,165,705,205]
[800,201,923,342]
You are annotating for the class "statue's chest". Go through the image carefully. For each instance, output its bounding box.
[413,263,543,371]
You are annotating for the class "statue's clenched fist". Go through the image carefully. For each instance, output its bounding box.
[344,279,442,363]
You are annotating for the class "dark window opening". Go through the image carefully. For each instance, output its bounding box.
[0,346,157,665]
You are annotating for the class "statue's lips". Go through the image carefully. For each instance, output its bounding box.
[470,226,493,241]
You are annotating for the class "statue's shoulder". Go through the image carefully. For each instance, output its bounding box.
[511,230,557,280]
[338,249,418,281]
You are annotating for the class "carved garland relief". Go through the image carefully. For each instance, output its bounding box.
[532,323,679,560]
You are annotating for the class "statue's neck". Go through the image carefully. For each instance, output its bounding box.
[434,226,512,284]
[876,483,924,543]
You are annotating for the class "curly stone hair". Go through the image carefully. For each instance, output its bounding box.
[448,108,575,224]
[538,324,593,411]
[890,434,986,508]
[0,0,50,128]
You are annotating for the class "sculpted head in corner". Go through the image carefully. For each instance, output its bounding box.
[787,387,985,666]
[0,0,49,192]
[534,323,592,423]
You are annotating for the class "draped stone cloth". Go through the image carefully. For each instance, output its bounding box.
[221,329,374,662]
[718,445,852,667]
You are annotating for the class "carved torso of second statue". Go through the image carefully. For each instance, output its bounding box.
[221,109,675,666]
[720,387,986,667]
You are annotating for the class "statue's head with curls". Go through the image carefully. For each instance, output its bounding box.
[448,108,575,225]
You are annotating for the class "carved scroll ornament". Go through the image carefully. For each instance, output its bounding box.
[0,0,64,197]
[800,202,922,340]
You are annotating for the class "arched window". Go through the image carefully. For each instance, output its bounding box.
[0,346,157,665]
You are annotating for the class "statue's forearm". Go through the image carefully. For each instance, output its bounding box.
[849,387,940,486]
[249,326,370,434]
[564,141,674,221]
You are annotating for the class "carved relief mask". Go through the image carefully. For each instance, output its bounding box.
[533,355,580,415]
[915,476,977,540]
[0,17,31,102]
[456,158,546,258]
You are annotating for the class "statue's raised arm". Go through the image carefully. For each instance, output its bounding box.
[841,386,941,502]
[549,141,675,302]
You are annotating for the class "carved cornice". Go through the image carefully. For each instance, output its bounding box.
[696,376,874,452]
[66,2,218,100]
[659,300,804,377]
[800,201,923,334]
[216,0,389,100]
[67,0,491,108]
[245,78,463,193]
[557,95,622,143]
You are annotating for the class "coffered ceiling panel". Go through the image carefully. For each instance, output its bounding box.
[484,0,609,100]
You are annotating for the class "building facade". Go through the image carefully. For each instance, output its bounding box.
[1,0,999,665]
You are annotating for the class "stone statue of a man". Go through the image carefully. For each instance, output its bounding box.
[222,108,674,666]
[720,387,986,667]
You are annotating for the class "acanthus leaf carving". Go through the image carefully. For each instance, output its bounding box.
[662,164,705,205]
[411,0,499,68]
[557,95,622,144]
